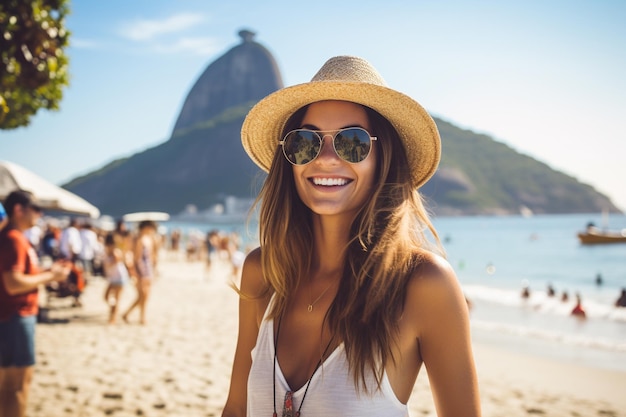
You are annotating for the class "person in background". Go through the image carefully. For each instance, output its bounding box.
[228,232,246,279]
[41,222,61,260]
[122,220,157,325]
[170,229,181,252]
[521,285,531,299]
[79,222,99,278]
[186,230,202,262]
[615,288,626,308]
[169,228,181,260]
[222,56,480,416]
[113,219,135,278]
[205,229,220,271]
[102,233,129,324]
[0,190,70,417]
[59,218,82,263]
[571,293,587,319]
[595,273,603,286]
[91,232,106,277]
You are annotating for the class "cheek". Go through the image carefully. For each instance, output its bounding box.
[292,166,307,196]
[359,155,378,188]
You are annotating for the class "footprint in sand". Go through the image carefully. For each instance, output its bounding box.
[103,392,123,400]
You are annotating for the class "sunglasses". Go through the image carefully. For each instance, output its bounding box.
[22,203,42,213]
[279,127,377,166]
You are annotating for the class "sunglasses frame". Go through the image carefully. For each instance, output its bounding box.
[279,127,377,166]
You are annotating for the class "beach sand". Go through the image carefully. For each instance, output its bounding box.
[27,252,626,416]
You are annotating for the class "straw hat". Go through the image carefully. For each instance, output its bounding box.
[241,55,440,188]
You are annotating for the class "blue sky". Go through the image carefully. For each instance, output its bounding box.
[2,0,626,211]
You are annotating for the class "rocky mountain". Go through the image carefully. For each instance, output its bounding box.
[64,30,281,216]
[64,30,620,217]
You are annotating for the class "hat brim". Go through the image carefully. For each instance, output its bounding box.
[241,80,441,188]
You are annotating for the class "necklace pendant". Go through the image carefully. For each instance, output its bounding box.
[307,304,313,312]
[283,391,294,417]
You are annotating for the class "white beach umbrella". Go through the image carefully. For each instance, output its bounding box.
[0,160,100,218]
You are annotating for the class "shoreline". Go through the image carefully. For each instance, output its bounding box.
[471,322,626,373]
[27,252,626,416]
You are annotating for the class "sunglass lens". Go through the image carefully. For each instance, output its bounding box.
[334,128,372,163]
[283,130,321,165]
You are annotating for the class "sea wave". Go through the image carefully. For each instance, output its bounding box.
[463,284,626,322]
[471,319,626,353]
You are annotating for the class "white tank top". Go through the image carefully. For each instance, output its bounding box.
[247,296,408,417]
[105,255,129,285]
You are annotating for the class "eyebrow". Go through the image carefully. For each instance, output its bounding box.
[300,124,369,131]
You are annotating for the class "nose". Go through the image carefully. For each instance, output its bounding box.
[316,134,340,163]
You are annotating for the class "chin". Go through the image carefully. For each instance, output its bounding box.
[307,204,359,218]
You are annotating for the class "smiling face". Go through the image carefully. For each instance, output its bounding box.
[292,100,377,219]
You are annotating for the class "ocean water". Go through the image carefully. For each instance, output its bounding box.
[165,212,626,372]
[434,213,626,372]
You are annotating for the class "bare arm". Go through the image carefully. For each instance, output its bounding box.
[411,254,481,417]
[134,235,153,277]
[152,234,159,269]
[222,248,270,417]
[134,236,144,266]
[2,261,70,295]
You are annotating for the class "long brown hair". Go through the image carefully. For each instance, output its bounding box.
[254,102,442,392]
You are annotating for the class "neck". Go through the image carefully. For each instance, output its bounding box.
[311,215,351,272]
[8,219,27,232]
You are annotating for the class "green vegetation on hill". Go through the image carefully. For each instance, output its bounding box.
[170,101,256,140]
[421,118,618,214]
[64,104,262,216]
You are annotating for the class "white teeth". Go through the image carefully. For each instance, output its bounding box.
[312,177,348,186]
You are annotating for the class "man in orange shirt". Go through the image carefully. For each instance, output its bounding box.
[0,190,70,417]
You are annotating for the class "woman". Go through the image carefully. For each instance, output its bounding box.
[222,56,480,416]
[113,219,134,272]
[122,220,156,325]
[102,233,129,324]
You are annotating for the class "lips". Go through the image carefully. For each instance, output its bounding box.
[311,177,350,186]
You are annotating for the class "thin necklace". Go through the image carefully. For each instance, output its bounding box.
[307,280,334,313]
[273,315,333,417]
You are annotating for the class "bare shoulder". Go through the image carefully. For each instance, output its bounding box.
[239,247,265,294]
[404,250,468,330]
[239,247,272,322]
[409,251,458,293]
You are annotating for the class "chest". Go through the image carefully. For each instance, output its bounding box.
[0,231,39,274]
[274,305,335,391]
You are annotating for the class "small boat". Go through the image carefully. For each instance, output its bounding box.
[577,226,626,245]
